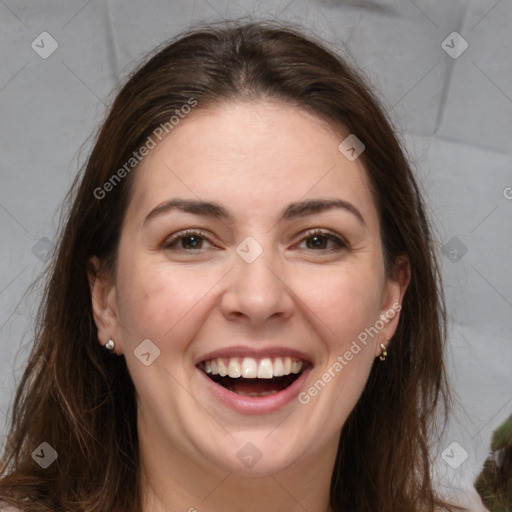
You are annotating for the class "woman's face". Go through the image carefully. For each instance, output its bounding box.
[90,100,408,477]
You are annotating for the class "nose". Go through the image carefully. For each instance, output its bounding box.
[220,244,294,327]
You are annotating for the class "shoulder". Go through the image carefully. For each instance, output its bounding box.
[434,485,490,512]
[0,503,22,512]
[0,501,24,512]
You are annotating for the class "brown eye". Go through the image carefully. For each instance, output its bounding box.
[163,230,212,251]
[299,230,347,251]
[178,235,203,249]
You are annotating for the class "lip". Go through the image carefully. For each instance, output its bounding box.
[195,345,313,365]
[197,364,312,415]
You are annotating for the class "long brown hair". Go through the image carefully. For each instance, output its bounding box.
[0,19,452,512]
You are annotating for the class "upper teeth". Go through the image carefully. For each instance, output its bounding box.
[202,357,305,379]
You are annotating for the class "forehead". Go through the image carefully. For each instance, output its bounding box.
[125,101,378,229]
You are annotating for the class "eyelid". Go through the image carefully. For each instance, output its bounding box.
[163,228,214,249]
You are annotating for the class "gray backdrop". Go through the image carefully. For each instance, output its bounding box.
[1,0,511,502]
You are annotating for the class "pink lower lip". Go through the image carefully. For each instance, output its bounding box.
[198,366,312,415]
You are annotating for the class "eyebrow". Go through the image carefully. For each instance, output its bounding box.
[143,198,366,227]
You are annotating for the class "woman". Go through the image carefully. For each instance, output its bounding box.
[0,20,459,512]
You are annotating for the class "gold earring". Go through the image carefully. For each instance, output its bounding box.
[379,343,387,361]
[105,339,115,352]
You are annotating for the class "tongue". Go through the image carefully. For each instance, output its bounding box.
[231,379,283,394]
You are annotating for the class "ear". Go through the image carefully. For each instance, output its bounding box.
[374,254,411,358]
[87,256,124,354]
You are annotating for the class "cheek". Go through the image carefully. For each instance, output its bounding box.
[115,257,221,345]
[114,262,212,394]
[299,266,380,420]
[294,262,384,345]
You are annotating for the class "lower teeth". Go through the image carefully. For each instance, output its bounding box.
[234,390,279,397]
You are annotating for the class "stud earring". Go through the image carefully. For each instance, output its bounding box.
[379,343,388,361]
[105,339,115,352]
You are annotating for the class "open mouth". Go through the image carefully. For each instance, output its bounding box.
[198,357,310,397]
[207,372,303,396]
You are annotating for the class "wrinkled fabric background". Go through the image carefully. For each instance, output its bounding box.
[0,0,511,507]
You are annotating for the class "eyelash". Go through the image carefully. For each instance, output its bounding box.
[163,228,348,252]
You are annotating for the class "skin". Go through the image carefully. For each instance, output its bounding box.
[89,100,410,512]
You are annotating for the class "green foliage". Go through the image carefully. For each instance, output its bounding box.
[474,414,512,511]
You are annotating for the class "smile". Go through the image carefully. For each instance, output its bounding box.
[200,356,308,397]
[196,349,313,414]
